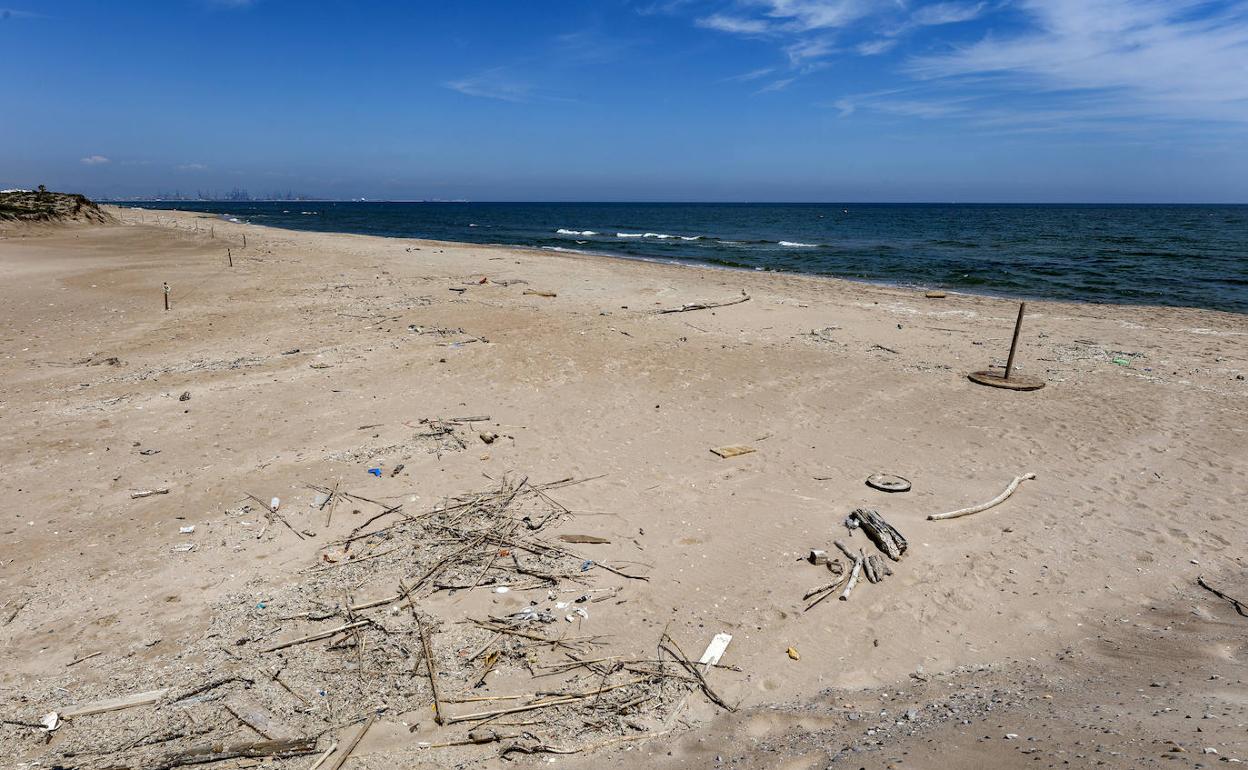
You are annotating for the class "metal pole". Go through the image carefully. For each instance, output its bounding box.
[1004,302,1025,379]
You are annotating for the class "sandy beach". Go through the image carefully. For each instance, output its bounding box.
[2,208,1246,768]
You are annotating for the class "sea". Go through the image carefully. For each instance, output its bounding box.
[119,202,1248,314]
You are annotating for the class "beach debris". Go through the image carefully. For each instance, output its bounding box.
[523,289,558,298]
[808,549,828,565]
[968,302,1046,391]
[866,473,911,493]
[138,448,161,455]
[390,463,405,477]
[840,553,865,601]
[558,534,611,544]
[30,475,738,766]
[786,647,800,661]
[478,431,498,444]
[178,391,191,401]
[178,525,195,534]
[368,468,382,477]
[282,348,301,355]
[131,488,170,499]
[698,633,733,666]
[710,444,756,459]
[1196,576,1248,618]
[657,292,750,314]
[171,543,196,552]
[927,473,1036,521]
[925,290,947,299]
[60,687,171,718]
[269,496,281,512]
[40,712,60,732]
[845,508,908,561]
[158,737,319,767]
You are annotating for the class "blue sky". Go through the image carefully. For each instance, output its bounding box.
[3,0,1247,202]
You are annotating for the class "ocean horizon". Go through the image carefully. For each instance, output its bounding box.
[121,201,1248,314]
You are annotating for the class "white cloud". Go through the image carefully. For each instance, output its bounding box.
[910,1,985,27]
[855,37,898,55]
[908,0,1248,123]
[176,163,209,171]
[80,155,110,165]
[444,70,536,103]
[697,13,772,34]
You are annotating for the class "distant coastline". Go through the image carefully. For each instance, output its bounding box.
[118,200,1248,314]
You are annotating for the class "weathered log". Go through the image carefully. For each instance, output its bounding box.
[847,508,908,561]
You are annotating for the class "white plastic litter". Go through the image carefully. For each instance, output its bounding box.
[698,633,733,666]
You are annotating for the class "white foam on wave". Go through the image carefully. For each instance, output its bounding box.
[542,245,588,254]
[617,232,694,240]
[557,228,597,236]
[779,240,817,247]
[301,211,318,215]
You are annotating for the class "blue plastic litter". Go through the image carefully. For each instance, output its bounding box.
[368,468,382,477]
[580,560,594,572]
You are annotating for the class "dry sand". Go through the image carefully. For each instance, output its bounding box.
[1,207,1246,768]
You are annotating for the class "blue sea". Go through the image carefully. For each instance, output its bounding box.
[121,202,1248,313]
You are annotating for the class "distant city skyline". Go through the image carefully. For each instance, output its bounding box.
[3,0,1247,203]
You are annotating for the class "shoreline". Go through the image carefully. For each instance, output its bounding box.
[3,209,1245,767]
[121,204,1248,320]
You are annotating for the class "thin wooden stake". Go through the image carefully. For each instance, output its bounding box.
[1004,302,1026,379]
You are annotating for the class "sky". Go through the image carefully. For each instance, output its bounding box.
[2,0,1247,202]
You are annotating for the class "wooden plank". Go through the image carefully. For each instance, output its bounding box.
[709,445,755,459]
[61,687,170,718]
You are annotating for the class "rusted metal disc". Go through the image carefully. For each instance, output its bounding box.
[968,370,1046,391]
[866,473,911,493]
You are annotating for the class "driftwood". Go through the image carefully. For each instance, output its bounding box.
[862,551,879,583]
[259,620,369,653]
[847,508,908,561]
[656,294,750,314]
[130,488,170,499]
[868,554,886,582]
[1197,576,1248,618]
[151,737,317,769]
[839,554,864,601]
[62,688,171,718]
[927,473,1036,521]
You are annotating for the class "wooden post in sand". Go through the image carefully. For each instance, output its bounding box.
[1003,302,1026,380]
[228,248,233,267]
[163,282,170,311]
[243,233,247,248]
[967,301,1044,390]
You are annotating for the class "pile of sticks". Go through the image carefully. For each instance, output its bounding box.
[803,508,907,611]
[27,476,733,768]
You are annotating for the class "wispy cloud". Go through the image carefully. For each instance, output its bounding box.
[444,68,541,103]
[80,155,110,165]
[176,163,209,171]
[909,0,1248,124]
[693,0,986,85]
